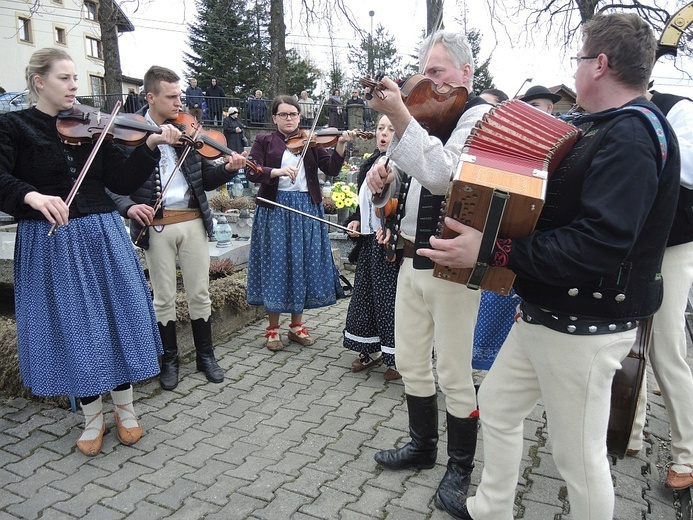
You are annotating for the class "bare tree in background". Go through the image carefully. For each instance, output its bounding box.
[427,0,444,35]
[268,0,287,97]
[98,0,124,110]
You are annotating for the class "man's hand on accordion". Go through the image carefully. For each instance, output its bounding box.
[418,217,482,268]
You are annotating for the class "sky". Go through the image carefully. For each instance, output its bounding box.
[117,0,693,99]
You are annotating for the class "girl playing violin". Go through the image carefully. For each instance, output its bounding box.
[246,95,355,350]
[0,48,182,456]
[343,115,402,380]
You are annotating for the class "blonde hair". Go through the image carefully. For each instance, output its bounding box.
[25,48,73,103]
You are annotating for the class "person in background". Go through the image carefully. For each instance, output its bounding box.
[185,78,204,122]
[247,89,268,126]
[0,48,182,456]
[627,89,693,490]
[327,88,345,129]
[519,85,561,114]
[346,88,366,130]
[223,106,246,154]
[298,90,315,129]
[478,88,508,106]
[344,115,401,380]
[110,66,246,392]
[246,95,355,351]
[364,30,491,513]
[418,14,680,519]
[206,78,225,125]
[124,87,141,113]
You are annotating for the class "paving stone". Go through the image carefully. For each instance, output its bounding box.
[5,486,71,519]
[100,480,163,514]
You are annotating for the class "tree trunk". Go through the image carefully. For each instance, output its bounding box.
[268,0,286,98]
[98,0,123,112]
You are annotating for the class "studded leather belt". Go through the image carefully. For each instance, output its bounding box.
[519,301,638,335]
[151,209,201,227]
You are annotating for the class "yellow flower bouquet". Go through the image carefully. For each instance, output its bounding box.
[331,181,358,210]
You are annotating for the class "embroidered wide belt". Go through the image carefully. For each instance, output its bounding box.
[519,301,638,335]
[151,209,201,227]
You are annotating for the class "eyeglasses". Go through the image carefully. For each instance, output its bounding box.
[570,55,599,66]
[276,112,300,120]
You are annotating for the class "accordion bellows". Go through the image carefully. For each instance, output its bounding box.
[433,100,582,294]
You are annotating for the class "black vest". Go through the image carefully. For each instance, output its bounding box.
[650,91,693,247]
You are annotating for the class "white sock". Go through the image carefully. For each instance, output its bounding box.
[111,388,139,429]
[79,396,104,441]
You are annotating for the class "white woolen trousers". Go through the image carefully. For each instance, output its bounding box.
[394,258,481,418]
[467,319,635,520]
[629,241,693,464]
[144,218,211,324]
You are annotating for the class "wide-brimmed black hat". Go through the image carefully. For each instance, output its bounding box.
[520,85,562,103]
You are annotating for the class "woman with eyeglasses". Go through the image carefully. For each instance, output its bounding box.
[246,95,355,350]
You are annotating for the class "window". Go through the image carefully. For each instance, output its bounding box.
[83,1,97,21]
[90,75,105,107]
[18,17,33,43]
[86,36,102,59]
[55,26,66,45]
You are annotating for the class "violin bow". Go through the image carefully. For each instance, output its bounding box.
[256,197,372,236]
[294,94,327,179]
[134,124,203,246]
[48,100,123,236]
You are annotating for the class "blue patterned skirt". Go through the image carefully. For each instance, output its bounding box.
[247,191,343,314]
[472,289,520,370]
[14,212,162,397]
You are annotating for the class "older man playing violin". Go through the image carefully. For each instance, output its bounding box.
[110,65,246,392]
[364,30,491,516]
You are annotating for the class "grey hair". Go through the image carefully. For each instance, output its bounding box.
[419,31,474,85]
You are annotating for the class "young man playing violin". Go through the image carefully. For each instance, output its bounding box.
[110,65,246,391]
[364,30,491,514]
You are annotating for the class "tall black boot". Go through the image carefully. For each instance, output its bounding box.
[158,321,179,391]
[191,317,224,383]
[374,394,438,470]
[433,413,478,519]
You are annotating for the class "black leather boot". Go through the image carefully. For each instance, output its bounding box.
[433,413,478,519]
[158,321,179,390]
[191,317,224,383]
[374,394,438,470]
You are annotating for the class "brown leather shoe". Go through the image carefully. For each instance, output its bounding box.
[351,354,383,373]
[76,419,106,456]
[288,323,315,346]
[626,448,640,456]
[265,326,283,351]
[114,408,142,445]
[665,464,693,489]
[384,367,402,380]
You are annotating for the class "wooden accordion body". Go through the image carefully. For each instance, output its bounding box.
[433,100,582,294]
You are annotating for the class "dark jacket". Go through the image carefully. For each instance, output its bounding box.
[246,130,345,208]
[0,107,159,221]
[109,106,238,249]
[223,116,245,153]
[185,86,204,108]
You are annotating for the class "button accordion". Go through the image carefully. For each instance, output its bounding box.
[433,99,582,294]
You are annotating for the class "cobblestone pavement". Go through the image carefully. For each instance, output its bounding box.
[1,292,691,519]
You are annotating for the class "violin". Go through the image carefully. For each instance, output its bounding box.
[361,73,468,144]
[57,104,163,146]
[285,127,375,154]
[171,112,261,174]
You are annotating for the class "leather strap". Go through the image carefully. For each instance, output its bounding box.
[467,189,509,289]
[152,209,201,227]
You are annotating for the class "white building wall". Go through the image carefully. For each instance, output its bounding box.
[0,0,105,95]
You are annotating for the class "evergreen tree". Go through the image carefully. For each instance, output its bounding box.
[347,24,403,85]
[284,49,321,97]
[183,0,269,97]
[467,29,496,93]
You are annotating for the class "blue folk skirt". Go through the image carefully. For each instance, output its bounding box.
[246,191,343,314]
[472,289,520,370]
[14,212,162,397]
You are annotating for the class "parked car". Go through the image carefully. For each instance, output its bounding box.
[0,90,29,113]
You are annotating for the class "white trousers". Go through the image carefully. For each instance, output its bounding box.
[629,241,693,464]
[467,319,635,520]
[144,218,211,324]
[394,259,481,417]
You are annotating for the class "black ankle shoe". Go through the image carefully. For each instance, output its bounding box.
[374,442,437,470]
[196,354,224,383]
[433,493,473,519]
[160,357,179,390]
